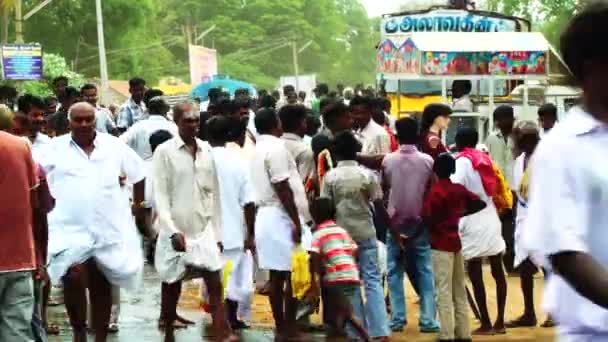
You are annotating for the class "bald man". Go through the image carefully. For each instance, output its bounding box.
[39,102,146,342]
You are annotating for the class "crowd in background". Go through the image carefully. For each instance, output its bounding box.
[2,4,608,342]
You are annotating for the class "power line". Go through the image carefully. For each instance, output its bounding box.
[78,37,181,62]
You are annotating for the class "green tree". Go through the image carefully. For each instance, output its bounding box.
[6,0,380,90]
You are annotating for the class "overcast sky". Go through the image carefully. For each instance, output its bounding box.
[361,0,488,17]
[360,0,405,17]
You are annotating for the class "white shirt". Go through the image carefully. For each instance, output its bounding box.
[153,136,219,238]
[95,106,117,134]
[486,131,515,187]
[200,100,209,112]
[31,132,51,163]
[358,119,391,155]
[210,146,255,250]
[247,110,259,139]
[40,133,145,245]
[281,133,314,183]
[453,95,474,112]
[250,134,310,222]
[120,116,178,161]
[522,107,608,337]
[451,157,493,205]
[512,153,528,228]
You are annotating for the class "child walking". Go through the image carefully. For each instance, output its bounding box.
[423,153,486,342]
[320,131,391,341]
[309,197,370,342]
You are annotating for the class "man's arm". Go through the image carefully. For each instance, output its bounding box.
[273,180,302,244]
[551,252,608,310]
[356,153,384,170]
[116,106,131,132]
[243,203,256,251]
[463,188,486,217]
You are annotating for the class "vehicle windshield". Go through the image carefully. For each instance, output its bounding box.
[385,79,509,97]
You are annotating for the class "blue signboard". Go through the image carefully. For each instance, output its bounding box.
[1,44,43,80]
[382,9,518,35]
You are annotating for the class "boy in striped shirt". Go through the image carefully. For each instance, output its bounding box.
[309,197,370,342]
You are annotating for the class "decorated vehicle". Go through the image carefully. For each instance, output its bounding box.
[377,29,556,143]
[378,5,531,117]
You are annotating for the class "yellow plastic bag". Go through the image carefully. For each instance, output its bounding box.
[291,246,311,300]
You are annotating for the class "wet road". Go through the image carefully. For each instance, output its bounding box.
[46,265,555,341]
[46,265,285,342]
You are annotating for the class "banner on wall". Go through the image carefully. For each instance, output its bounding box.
[1,44,43,80]
[189,45,218,85]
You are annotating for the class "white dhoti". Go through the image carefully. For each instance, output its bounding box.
[255,206,312,272]
[223,249,254,304]
[459,204,505,261]
[155,224,223,284]
[47,222,144,291]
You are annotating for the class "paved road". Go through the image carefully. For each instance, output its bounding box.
[47,265,556,341]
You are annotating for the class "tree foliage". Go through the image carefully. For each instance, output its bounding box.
[484,0,584,46]
[2,0,379,90]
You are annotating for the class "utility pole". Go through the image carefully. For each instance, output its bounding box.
[14,0,55,43]
[291,40,313,93]
[291,42,299,93]
[96,0,109,101]
[15,0,23,43]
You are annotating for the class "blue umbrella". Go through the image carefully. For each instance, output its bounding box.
[191,76,257,101]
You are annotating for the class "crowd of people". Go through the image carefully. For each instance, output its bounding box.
[1,4,608,342]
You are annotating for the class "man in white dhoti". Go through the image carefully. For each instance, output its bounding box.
[452,128,507,335]
[250,108,311,341]
[153,102,236,342]
[39,102,146,342]
[206,116,256,330]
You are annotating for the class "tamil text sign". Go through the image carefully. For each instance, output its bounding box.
[189,45,218,85]
[1,44,43,80]
[382,10,518,35]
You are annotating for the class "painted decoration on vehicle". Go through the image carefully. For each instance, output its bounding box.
[421,51,547,76]
[377,39,419,74]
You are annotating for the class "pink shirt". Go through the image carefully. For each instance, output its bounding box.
[382,145,434,225]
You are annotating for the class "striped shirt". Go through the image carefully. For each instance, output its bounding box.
[311,220,360,285]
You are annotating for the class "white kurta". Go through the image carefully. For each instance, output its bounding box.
[522,107,608,339]
[40,133,145,289]
[512,153,537,267]
[153,136,223,284]
[452,157,505,260]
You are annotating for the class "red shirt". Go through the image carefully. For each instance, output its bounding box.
[423,178,480,252]
[0,132,38,272]
[420,132,447,161]
[384,125,399,152]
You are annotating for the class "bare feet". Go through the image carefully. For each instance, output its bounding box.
[472,326,494,336]
[175,314,195,325]
[258,280,272,296]
[541,316,556,328]
[45,323,60,335]
[222,333,239,342]
[493,322,506,334]
[506,315,537,328]
[158,319,189,330]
